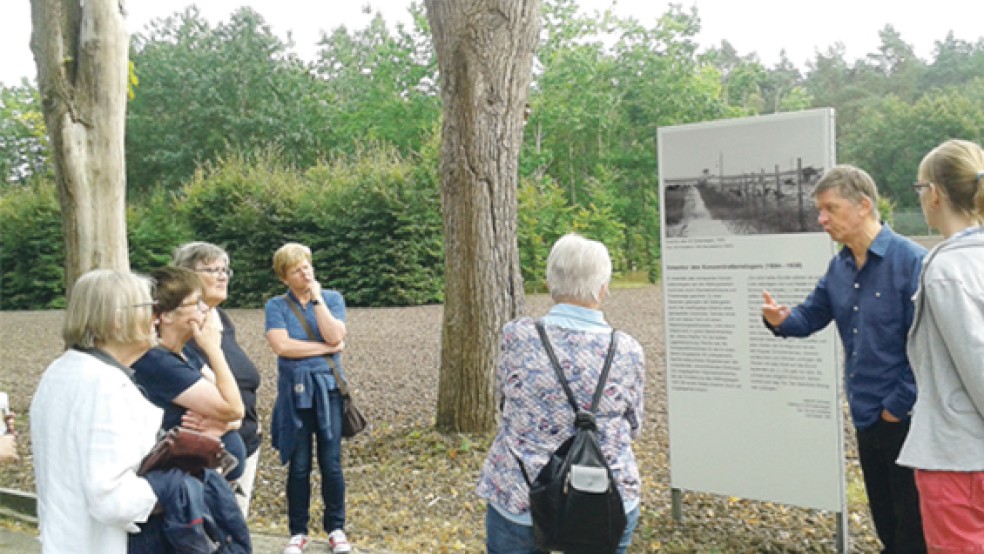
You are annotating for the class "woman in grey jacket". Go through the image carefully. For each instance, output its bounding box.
[897,139,984,551]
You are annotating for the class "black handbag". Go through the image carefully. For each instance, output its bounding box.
[519,322,626,554]
[284,295,368,438]
[340,392,368,438]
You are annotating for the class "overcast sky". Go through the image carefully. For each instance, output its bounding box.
[2,0,982,86]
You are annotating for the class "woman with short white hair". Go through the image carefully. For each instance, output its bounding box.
[476,233,646,554]
[30,270,162,554]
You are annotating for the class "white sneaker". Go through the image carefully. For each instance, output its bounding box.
[328,529,352,554]
[283,534,310,554]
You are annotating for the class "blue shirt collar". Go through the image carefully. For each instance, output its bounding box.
[837,222,892,263]
[543,302,610,332]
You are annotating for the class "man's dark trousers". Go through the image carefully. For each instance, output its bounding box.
[856,419,926,554]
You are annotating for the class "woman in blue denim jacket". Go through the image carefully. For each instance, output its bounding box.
[264,242,351,554]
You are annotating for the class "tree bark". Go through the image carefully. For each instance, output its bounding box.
[30,0,130,298]
[425,0,538,433]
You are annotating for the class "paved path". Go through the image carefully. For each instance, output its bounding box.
[678,185,732,237]
[0,525,401,553]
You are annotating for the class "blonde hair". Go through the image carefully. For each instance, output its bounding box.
[273,242,313,280]
[546,233,612,304]
[63,269,155,349]
[918,139,984,223]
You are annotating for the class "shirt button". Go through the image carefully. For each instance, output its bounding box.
[854,283,860,289]
[853,328,858,334]
[875,292,881,297]
[853,306,859,311]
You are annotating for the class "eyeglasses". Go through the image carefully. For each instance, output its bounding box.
[122,301,157,310]
[179,298,210,313]
[912,181,932,195]
[197,267,234,278]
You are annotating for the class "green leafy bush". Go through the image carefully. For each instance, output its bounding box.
[0,180,65,309]
[180,152,305,307]
[517,176,571,292]
[128,187,195,273]
[177,147,444,308]
[301,147,444,307]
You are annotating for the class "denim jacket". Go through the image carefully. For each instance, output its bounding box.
[264,290,347,464]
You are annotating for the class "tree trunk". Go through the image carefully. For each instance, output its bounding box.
[425,0,538,433]
[30,0,130,298]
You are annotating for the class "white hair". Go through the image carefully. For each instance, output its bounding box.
[546,233,612,304]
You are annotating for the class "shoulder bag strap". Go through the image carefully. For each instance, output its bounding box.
[535,320,618,415]
[282,294,350,396]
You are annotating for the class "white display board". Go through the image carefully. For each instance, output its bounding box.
[658,109,845,512]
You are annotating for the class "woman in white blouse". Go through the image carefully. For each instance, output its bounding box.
[30,270,163,554]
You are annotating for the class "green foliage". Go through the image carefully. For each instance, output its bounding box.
[516,175,628,292]
[0,82,50,186]
[840,78,984,209]
[528,2,734,278]
[0,180,64,309]
[127,188,195,273]
[301,147,444,307]
[569,179,627,273]
[311,11,440,158]
[517,176,571,292]
[178,147,443,308]
[180,152,306,307]
[127,7,327,194]
[7,0,984,310]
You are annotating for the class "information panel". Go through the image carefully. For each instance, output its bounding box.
[658,109,844,511]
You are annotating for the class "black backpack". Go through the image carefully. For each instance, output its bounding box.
[518,321,627,554]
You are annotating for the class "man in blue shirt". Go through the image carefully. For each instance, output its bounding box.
[761,165,927,554]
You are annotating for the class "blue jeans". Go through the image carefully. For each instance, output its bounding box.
[287,391,345,535]
[485,503,639,554]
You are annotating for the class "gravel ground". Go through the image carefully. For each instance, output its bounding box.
[0,285,882,552]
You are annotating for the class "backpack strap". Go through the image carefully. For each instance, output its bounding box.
[282,294,350,396]
[535,320,618,415]
[515,322,618,486]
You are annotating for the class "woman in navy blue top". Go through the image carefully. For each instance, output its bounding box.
[264,242,351,554]
[173,241,264,517]
[132,267,246,480]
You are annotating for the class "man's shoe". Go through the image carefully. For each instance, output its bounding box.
[283,534,310,554]
[328,529,352,554]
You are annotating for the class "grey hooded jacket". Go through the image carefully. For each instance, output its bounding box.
[897,228,984,471]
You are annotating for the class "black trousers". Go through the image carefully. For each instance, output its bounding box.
[856,419,926,554]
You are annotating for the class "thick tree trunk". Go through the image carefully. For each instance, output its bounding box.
[426,0,539,432]
[30,0,130,298]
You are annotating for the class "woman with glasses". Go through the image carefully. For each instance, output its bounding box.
[898,139,984,551]
[30,270,162,553]
[172,241,263,516]
[132,266,246,480]
[264,243,351,554]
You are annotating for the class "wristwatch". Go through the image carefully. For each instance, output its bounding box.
[310,297,321,305]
